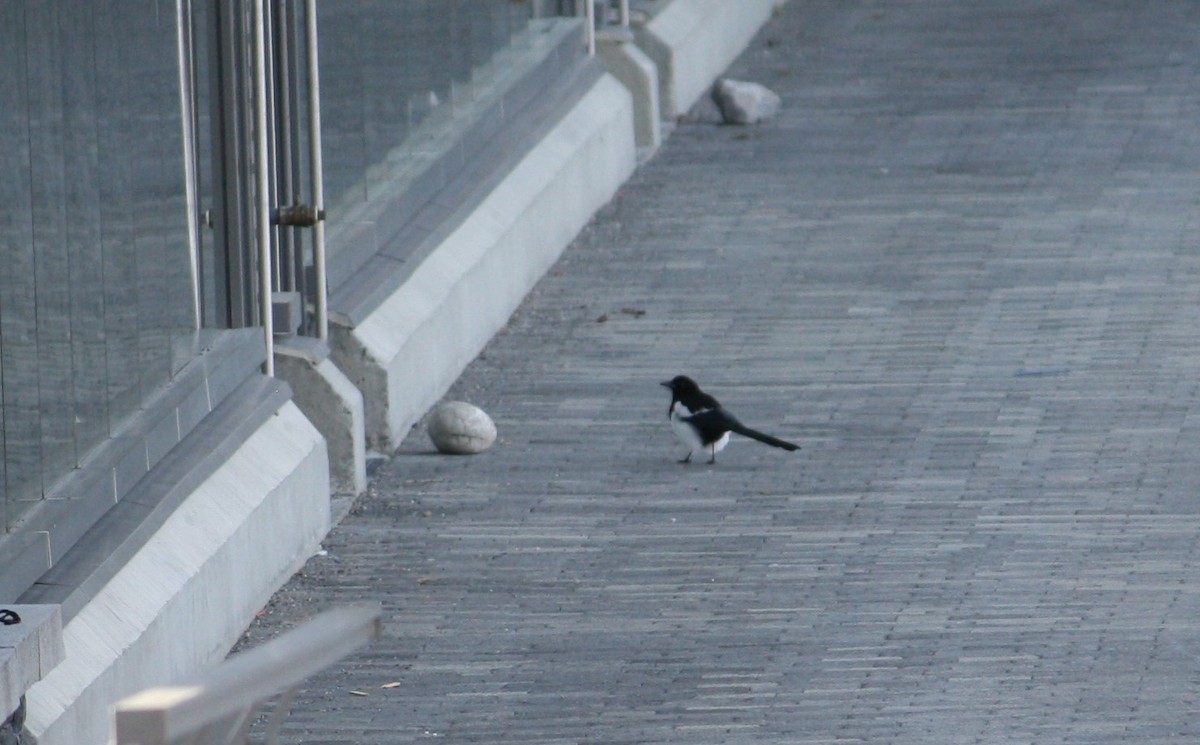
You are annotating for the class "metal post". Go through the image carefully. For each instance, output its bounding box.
[175,0,202,330]
[585,0,595,54]
[253,0,275,374]
[305,0,328,340]
[619,0,630,27]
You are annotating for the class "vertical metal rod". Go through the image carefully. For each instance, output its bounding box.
[176,0,203,331]
[584,0,595,54]
[619,0,630,27]
[253,0,275,374]
[306,0,328,340]
[273,0,295,294]
[262,686,301,744]
[264,0,283,293]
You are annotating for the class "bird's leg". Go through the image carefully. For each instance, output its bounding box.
[678,452,692,464]
[708,445,717,465]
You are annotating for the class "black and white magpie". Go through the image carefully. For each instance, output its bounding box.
[661,375,800,464]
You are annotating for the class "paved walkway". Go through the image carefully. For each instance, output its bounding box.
[245,1,1200,742]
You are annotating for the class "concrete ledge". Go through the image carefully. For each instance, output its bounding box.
[0,330,267,604]
[24,402,329,745]
[0,605,63,721]
[334,72,637,449]
[635,0,784,119]
[597,27,662,154]
[275,338,367,496]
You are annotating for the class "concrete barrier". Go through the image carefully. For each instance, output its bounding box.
[635,0,785,119]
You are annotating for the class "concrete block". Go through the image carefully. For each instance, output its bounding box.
[334,73,637,450]
[0,605,63,719]
[275,339,368,496]
[597,27,662,153]
[24,402,329,745]
[271,291,302,336]
[634,0,784,119]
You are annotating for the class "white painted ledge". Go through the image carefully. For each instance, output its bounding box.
[336,72,637,449]
[25,402,329,745]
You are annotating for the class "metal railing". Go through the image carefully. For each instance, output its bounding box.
[580,0,631,54]
[113,604,381,745]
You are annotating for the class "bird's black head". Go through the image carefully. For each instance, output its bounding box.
[661,375,699,395]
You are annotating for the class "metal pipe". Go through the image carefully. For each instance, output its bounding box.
[264,0,283,293]
[620,0,630,27]
[175,0,202,330]
[253,0,275,374]
[306,0,329,340]
[274,0,295,294]
[585,0,595,54]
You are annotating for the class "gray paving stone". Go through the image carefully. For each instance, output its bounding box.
[239,1,1200,743]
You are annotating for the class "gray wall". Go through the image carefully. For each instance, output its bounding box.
[0,1,196,533]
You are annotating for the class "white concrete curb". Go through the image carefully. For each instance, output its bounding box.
[337,73,638,449]
[26,403,329,745]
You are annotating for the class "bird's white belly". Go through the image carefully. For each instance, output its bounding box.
[670,403,729,457]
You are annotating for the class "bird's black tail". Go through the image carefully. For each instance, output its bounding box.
[730,423,800,451]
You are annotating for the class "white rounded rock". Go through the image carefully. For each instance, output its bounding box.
[712,78,781,125]
[427,401,497,454]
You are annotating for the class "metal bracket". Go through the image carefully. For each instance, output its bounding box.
[273,202,325,228]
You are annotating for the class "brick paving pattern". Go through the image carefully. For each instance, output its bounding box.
[243,1,1200,742]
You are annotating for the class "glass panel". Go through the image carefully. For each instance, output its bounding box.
[121,0,194,393]
[25,1,77,493]
[95,1,142,427]
[189,0,222,329]
[316,1,367,210]
[0,3,42,524]
[318,0,536,259]
[61,3,109,461]
[1,0,198,532]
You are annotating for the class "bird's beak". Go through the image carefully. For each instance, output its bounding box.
[660,380,672,388]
